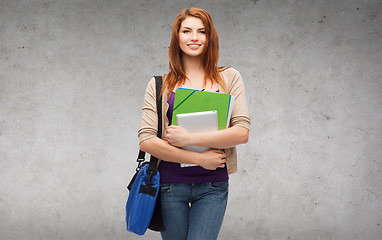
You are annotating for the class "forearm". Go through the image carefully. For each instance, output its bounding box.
[188,125,249,149]
[139,137,201,165]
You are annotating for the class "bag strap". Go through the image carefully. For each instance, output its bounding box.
[155,75,163,142]
[128,76,162,190]
[147,76,163,174]
[136,76,162,172]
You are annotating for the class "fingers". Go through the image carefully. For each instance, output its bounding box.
[218,158,226,168]
[220,152,227,161]
[219,158,226,168]
[216,151,226,163]
[165,126,176,142]
[217,152,226,168]
[198,149,227,170]
[165,125,176,133]
[208,149,225,154]
[166,125,179,131]
[165,126,173,135]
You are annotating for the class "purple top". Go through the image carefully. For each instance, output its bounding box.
[158,91,229,184]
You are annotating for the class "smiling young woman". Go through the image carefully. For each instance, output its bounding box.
[163,7,227,95]
[178,17,206,57]
[138,7,250,240]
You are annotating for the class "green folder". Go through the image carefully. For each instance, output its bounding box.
[171,88,234,130]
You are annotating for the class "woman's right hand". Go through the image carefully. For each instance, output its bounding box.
[197,149,226,170]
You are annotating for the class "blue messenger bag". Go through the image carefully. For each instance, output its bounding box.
[125,76,165,235]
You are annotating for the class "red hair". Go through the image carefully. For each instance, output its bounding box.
[162,7,227,96]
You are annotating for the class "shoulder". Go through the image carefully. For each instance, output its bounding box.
[220,67,240,75]
[219,67,243,90]
[147,76,156,86]
[148,75,167,87]
[146,75,165,91]
[144,77,156,94]
[145,75,168,99]
[220,67,241,82]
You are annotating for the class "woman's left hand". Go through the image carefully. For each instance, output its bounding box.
[166,125,190,147]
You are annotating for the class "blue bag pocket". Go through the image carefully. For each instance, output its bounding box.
[125,164,160,235]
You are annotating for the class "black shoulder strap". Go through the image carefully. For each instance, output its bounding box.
[154,76,163,138]
[147,76,163,173]
[128,76,163,190]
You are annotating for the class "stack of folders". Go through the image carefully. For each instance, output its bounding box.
[172,87,235,167]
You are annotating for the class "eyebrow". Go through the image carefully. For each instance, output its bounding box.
[181,27,206,30]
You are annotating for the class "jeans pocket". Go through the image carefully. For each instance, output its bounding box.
[207,181,229,191]
[161,184,174,194]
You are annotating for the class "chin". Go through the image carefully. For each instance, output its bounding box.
[183,51,204,58]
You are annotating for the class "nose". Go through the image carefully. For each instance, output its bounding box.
[191,31,198,41]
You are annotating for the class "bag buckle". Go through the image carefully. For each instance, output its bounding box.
[136,157,145,171]
[145,170,155,186]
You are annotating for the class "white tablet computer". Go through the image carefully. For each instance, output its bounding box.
[176,111,218,167]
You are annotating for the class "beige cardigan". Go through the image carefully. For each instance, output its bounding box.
[138,67,250,174]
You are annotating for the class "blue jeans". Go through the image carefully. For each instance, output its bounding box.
[160,182,229,240]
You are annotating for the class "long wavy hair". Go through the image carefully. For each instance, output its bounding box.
[162,7,227,96]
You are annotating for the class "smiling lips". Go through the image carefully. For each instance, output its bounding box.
[187,44,201,50]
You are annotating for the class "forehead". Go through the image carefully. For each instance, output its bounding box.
[180,16,205,29]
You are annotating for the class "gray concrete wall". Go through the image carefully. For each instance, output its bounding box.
[0,0,381,239]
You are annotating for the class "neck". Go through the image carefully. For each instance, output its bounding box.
[182,54,204,76]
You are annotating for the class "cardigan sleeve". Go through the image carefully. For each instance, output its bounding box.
[138,77,158,143]
[226,68,251,130]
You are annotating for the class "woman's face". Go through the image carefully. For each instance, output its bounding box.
[178,17,206,58]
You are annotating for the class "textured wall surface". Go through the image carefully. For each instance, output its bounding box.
[1,0,381,239]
